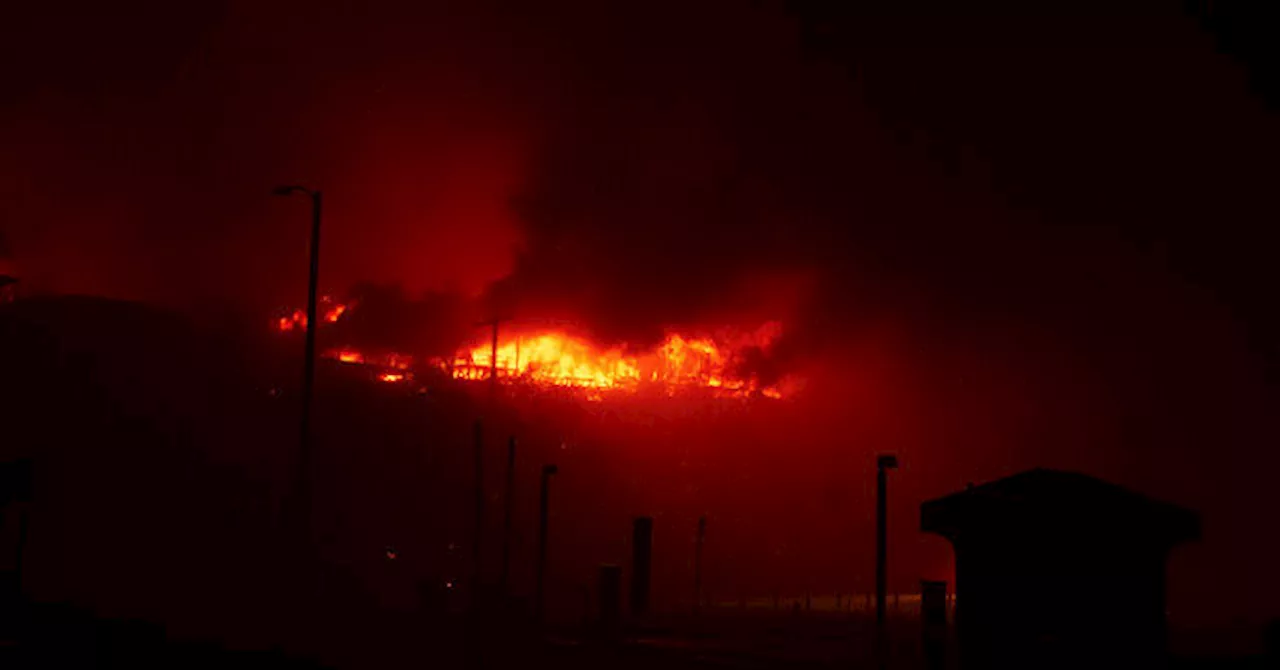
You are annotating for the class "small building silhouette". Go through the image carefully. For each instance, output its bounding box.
[921,469,1198,670]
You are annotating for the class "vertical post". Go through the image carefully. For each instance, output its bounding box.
[693,516,707,615]
[472,420,484,602]
[876,454,898,629]
[13,509,27,588]
[535,464,558,622]
[921,580,948,670]
[0,460,32,639]
[598,564,622,632]
[631,516,653,617]
[500,436,516,596]
[296,190,322,532]
[489,320,499,397]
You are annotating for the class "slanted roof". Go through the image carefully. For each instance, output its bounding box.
[921,469,1199,546]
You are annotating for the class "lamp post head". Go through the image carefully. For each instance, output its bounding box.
[877,454,899,470]
[543,464,559,477]
[273,185,311,197]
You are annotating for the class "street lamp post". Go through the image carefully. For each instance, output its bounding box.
[274,185,322,535]
[876,453,899,629]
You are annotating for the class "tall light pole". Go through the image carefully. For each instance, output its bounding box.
[274,185,322,535]
[472,419,484,604]
[876,453,899,629]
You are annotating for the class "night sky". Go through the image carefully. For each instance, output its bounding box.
[2,0,1279,648]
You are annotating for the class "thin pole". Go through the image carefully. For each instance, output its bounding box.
[472,419,484,602]
[693,516,706,614]
[875,454,898,630]
[13,507,28,588]
[490,320,499,398]
[876,464,887,627]
[500,436,516,596]
[535,464,558,622]
[296,190,322,532]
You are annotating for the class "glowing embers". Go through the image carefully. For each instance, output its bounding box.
[275,296,351,332]
[323,347,413,383]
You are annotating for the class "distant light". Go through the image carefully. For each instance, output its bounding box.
[444,581,454,590]
[385,548,397,560]
[378,372,405,383]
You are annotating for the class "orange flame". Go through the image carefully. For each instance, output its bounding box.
[450,323,786,398]
[335,349,364,364]
[282,301,793,399]
[275,297,351,332]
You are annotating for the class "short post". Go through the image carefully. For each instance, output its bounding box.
[534,464,558,622]
[693,516,707,614]
[500,436,516,597]
[599,564,622,633]
[922,580,948,670]
[0,460,32,639]
[472,420,484,605]
[631,516,654,617]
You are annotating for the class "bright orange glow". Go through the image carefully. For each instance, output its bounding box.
[450,323,787,398]
[335,350,364,364]
[276,298,351,332]
[276,309,306,332]
[282,301,794,399]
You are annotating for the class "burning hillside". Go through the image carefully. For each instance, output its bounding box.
[274,298,798,400]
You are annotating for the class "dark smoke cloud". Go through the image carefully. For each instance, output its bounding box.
[0,0,543,312]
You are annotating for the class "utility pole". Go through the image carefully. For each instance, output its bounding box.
[272,185,322,537]
[500,435,516,597]
[535,464,558,622]
[472,419,484,605]
[693,516,707,615]
[876,454,899,629]
[490,320,499,394]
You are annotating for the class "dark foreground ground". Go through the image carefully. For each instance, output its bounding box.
[1,600,1272,670]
